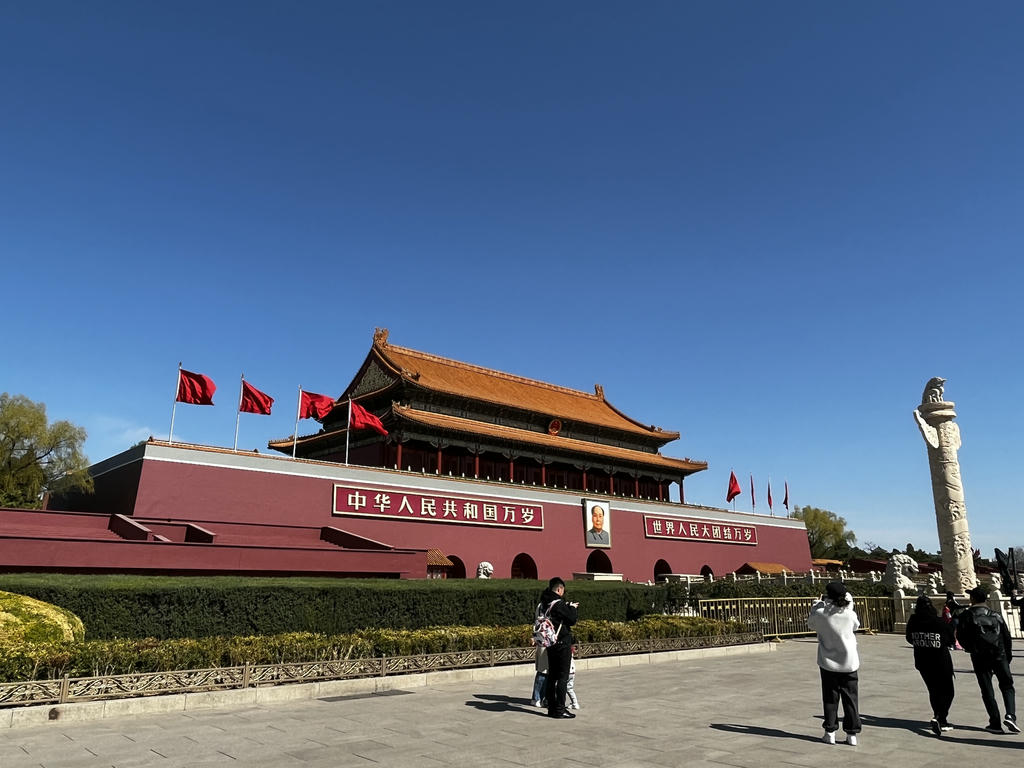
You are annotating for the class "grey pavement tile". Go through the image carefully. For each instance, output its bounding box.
[5,636,1024,768]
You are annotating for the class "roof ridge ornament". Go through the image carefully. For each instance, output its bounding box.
[373,327,390,347]
[594,384,604,398]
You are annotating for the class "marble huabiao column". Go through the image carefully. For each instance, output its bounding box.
[913,377,977,594]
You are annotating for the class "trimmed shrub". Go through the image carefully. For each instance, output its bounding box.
[0,591,85,644]
[0,614,736,683]
[0,574,664,640]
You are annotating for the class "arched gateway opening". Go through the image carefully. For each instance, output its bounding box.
[447,556,467,579]
[654,559,672,581]
[586,549,612,574]
[510,553,538,579]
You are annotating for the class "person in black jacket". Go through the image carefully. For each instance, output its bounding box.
[958,586,1018,734]
[539,577,579,719]
[905,594,956,735]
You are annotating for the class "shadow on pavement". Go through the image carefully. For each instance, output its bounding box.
[465,693,548,715]
[860,714,1024,749]
[709,723,820,742]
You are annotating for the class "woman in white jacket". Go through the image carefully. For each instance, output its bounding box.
[808,581,862,745]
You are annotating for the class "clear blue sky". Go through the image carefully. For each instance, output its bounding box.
[4,2,1022,557]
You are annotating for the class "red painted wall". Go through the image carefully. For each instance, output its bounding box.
[113,445,811,582]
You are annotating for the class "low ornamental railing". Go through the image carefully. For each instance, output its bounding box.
[699,596,895,637]
[0,631,763,708]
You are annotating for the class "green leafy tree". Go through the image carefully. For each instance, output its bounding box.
[792,505,857,560]
[0,393,92,508]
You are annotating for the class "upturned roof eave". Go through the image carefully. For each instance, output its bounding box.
[371,333,680,442]
[393,405,706,476]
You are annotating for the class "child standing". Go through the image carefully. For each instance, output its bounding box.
[531,644,548,707]
[566,645,580,710]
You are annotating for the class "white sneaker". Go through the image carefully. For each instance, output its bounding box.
[846,734,858,746]
[531,699,542,707]
[570,703,580,710]
[1005,715,1021,734]
[822,732,835,745]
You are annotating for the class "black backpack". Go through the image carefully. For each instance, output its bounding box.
[962,607,1004,658]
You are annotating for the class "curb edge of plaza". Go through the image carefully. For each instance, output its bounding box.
[1,642,775,730]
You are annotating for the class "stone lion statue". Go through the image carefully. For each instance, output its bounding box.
[881,552,919,591]
[476,561,494,579]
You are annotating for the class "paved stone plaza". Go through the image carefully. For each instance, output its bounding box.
[1,634,1022,767]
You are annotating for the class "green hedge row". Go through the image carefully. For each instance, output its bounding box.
[0,575,665,640]
[0,615,733,682]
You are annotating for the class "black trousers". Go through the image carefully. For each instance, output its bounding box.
[545,643,571,715]
[971,653,1016,726]
[917,665,954,723]
[820,668,861,734]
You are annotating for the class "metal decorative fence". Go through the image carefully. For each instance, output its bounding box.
[699,596,895,637]
[0,632,762,708]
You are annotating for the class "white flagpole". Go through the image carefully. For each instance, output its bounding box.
[292,386,302,458]
[345,398,352,466]
[233,374,244,451]
[168,363,182,443]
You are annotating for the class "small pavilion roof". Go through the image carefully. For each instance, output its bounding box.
[426,548,454,567]
[736,562,791,575]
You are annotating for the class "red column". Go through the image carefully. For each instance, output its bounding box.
[396,442,403,470]
[474,454,479,478]
[582,470,587,492]
[609,473,615,495]
[436,448,442,474]
[541,464,546,486]
[634,477,640,498]
[658,481,664,501]
[679,478,685,504]
[509,459,514,482]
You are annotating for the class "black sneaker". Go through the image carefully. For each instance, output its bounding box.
[1004,715,1021,734]
[930,719,941,736]
[985,723,1005,734]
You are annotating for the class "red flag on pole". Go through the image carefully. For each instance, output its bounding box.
[177,369,216,405]
[350,401,388,435]
[240,381,274,415]
[783,481,789,511]
[767,480,774,512]
[726,471,741,502]
[299,391,336,420]
[750,475,755,509]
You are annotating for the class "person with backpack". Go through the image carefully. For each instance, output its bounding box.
[905,594,956,735]
[536,576,578,719]
[957,585,1018,734]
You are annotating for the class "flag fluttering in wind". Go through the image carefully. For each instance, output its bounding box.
[234,376,275,451]
[767,479,774,514]
[350,401,388,436]
[292,388,337,458]
[750,475,755,510]
[345,400,388,465]
[299,391,336,421]
[169,365,217,444]
[726,471,742,503]
[239,381,274,415]
[783,481,790,511]
[177,369,216,405]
